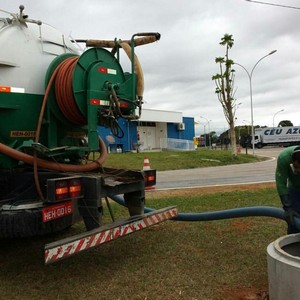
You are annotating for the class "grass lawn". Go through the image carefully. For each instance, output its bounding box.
[0,183,285,300]
[102,149,262,171]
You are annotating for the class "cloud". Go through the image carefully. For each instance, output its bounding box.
[2,0,300,134]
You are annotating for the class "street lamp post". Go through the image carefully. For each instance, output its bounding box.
[242,120,251,134]
[199,122,207,147]
[272,109,284,127]
[200,116,211,149]
[234,50,277,155]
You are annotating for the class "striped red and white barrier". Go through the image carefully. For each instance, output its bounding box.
[45,206,177,264]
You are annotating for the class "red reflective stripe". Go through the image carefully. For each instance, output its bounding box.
[75,239,86,253]
[98,67,108,73]
[90,99,101,105]
[44,207,177,264]
[98,67,116,75]
[0,86,25,93]
[0,86,11,92]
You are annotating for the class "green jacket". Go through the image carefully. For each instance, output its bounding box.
[276,146,300,196]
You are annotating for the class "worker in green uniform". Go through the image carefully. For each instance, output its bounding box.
[276,146,300,234]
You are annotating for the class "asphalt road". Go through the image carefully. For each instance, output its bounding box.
[155,147,281,190]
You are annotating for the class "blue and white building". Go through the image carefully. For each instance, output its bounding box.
[97,108,195,152]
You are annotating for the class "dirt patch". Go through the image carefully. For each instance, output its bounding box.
[221,286,269,300]
[147,182,275,198]
[229,219,254,234]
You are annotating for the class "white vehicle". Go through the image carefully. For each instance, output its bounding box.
[252,127,300,149]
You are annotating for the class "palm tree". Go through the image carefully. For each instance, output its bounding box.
[212,34,238,156]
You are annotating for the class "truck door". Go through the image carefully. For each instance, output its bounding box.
[255,135,263,148]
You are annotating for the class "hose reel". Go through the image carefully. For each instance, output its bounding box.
[45,47,134,127]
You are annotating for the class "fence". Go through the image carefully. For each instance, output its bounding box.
[160,138,195,151]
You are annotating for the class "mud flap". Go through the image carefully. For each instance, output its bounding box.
[124,190,145,216]
[78,177,102,231]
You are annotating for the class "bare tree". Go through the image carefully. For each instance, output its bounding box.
[212,34,238,156]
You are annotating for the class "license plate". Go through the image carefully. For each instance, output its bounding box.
[42,201,74,222]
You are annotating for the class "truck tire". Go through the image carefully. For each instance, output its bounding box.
[0,209,73,238]
[256,143,263,149]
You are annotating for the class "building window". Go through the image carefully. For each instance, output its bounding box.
[138,122,156,127]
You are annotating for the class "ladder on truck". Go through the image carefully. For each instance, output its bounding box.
[45,206,178,264]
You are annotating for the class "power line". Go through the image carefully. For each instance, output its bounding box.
[245,0,300,10]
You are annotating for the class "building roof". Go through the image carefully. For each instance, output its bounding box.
[138,108,183,123]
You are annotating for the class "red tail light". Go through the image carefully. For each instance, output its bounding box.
[69,178,82,198]
[143,169,156,187]
[47,176,83,202]
[55,181,69,200]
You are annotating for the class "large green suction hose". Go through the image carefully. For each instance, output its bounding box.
[110,194,299,228]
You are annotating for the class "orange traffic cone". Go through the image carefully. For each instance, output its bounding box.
[143,157,151,170]
[142,157,156,190]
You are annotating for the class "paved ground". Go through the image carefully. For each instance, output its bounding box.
[155,147,281,190]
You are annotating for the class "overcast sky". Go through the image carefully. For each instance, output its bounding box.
[3,0,300,134]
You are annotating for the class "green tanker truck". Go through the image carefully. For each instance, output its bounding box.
[0,6,175,263]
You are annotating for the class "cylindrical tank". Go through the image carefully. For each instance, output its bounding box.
[0,14,81,168]
[267,234,300,300]
[0,8,139,169]
[0,11,127,168]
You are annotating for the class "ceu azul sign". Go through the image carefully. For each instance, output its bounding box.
[263,127,300,136]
